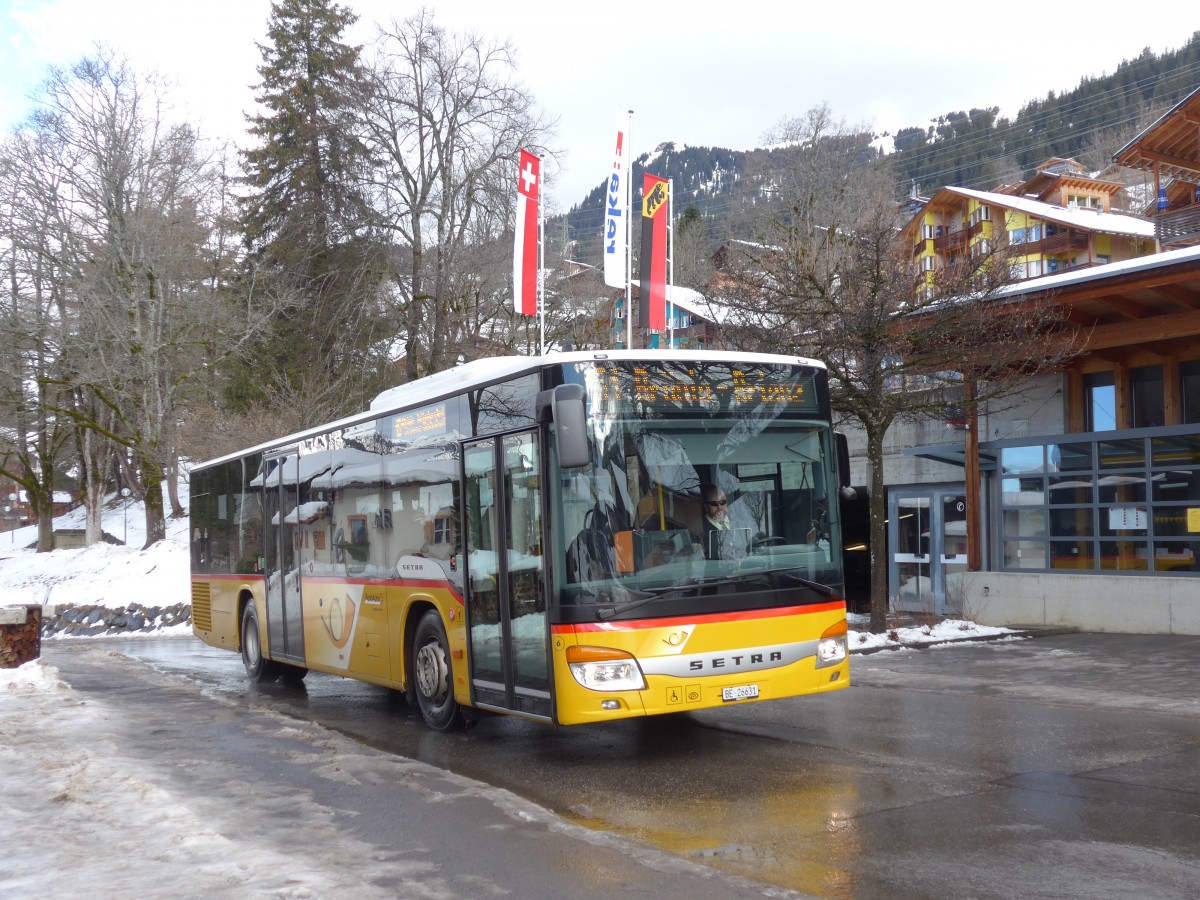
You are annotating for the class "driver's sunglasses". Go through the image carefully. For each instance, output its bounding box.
[707,499,727,507]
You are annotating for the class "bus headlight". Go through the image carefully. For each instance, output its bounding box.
[566,646,647,691]
[815,621,848,668]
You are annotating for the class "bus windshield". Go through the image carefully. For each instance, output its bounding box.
[550,360,842,617]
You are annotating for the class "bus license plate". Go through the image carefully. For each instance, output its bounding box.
[722,684,759,702]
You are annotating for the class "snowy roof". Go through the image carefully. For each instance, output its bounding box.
[196,349,826,471]
[994,242,1200,300]
[945,186,1155,239]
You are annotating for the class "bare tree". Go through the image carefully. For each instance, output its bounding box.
[23,51,273,547]
[362,8,555,378]
[720,106,1081,633]
[0,125,82,551]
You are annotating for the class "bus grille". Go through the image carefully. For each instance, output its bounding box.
[191,582,212,631]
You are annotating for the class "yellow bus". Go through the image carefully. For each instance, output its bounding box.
[190,351,850,729]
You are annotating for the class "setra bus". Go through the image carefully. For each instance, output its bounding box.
[189,350,851,729]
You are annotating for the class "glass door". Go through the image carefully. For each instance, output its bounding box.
[463,432,550,718]
[262,448,305,663]
[888,486,968,616]
[891,493,932,613]
[940,494,969,615]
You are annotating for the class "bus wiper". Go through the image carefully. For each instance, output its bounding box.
[593,570,837,620]
[595,576,748,620]
[774,570,838,599]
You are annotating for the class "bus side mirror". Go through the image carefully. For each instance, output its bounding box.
[835,432,856,500]
[538,384,590,469]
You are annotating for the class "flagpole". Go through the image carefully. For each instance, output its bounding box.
[668,177,675,350]
[625,109,634,351]
[538,175,545,354]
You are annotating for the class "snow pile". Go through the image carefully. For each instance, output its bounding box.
[0,658,70,694]
[848,614,1019,652]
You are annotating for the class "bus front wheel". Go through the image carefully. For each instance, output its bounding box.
[241,601,281,683]
[412,610,462,731]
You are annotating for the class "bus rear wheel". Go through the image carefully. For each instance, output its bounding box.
[412,610,462,731]
[241,601,282,683]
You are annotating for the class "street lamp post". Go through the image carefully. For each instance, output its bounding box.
[121,487,131,545]
[6,493,14,544]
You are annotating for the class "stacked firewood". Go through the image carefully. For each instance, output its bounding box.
[0,606,41,668]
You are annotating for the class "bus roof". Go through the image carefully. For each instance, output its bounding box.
[194,349,826,471]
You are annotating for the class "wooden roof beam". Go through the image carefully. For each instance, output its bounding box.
[1103,296,1145,319]
[1153,283,1200,311]
[1082,308,1200,351]
[1128,147,1200,177]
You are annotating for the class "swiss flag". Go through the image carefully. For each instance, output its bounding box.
[513,149,540,316]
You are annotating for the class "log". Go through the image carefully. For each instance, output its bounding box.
[0,605,42,668]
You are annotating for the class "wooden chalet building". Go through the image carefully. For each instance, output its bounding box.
[882,92,1200,634]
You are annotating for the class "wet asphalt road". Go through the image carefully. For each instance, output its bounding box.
[45,632,1200,898]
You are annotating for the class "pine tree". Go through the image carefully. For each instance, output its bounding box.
[234,0,388,422]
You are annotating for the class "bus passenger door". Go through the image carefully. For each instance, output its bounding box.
[463,432,551,720]
[262,448,305,664]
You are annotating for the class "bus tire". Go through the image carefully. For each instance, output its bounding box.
[241,600,281,683]
[412,610,462,731]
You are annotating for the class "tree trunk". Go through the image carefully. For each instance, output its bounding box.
[139,453,167,547]
[33,482,54,553]
[166,453,184,519]
[80,427,104,546]
[866,426,889,634]
[84,481,105,546]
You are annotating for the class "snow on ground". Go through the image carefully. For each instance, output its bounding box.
[0,480,190,615]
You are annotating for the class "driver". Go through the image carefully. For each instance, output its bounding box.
[700,485,745,559]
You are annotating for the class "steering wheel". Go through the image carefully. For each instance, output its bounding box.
[752,536,787,551]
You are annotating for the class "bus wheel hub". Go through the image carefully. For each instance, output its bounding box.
[415,643,448,699]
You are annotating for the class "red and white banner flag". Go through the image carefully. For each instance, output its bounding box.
[603,112,629,288]
[513,148,540,316]
[639,173,669,331]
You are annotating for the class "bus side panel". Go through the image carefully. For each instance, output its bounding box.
[298,578,388,681]
[551,603,849,726]
[294,577,469,698]
[191,574,262,651]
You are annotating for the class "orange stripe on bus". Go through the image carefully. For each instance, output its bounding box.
[552,601,845,634]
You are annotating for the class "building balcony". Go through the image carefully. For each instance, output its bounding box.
[934,230,968,253]
[1018,231,1089,257]
[1155,205,1200,248]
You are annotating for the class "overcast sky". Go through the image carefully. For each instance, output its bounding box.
[1,1,1197,208]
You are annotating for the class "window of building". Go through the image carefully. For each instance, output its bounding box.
[1084,372,1116,432]
[1183,361,1200,425]
[1026,260,1043,278]
[996,436,1200,575]
[1131,366,1165,428]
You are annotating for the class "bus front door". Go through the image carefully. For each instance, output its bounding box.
[463,432,551,720]
[262,448,305,665]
